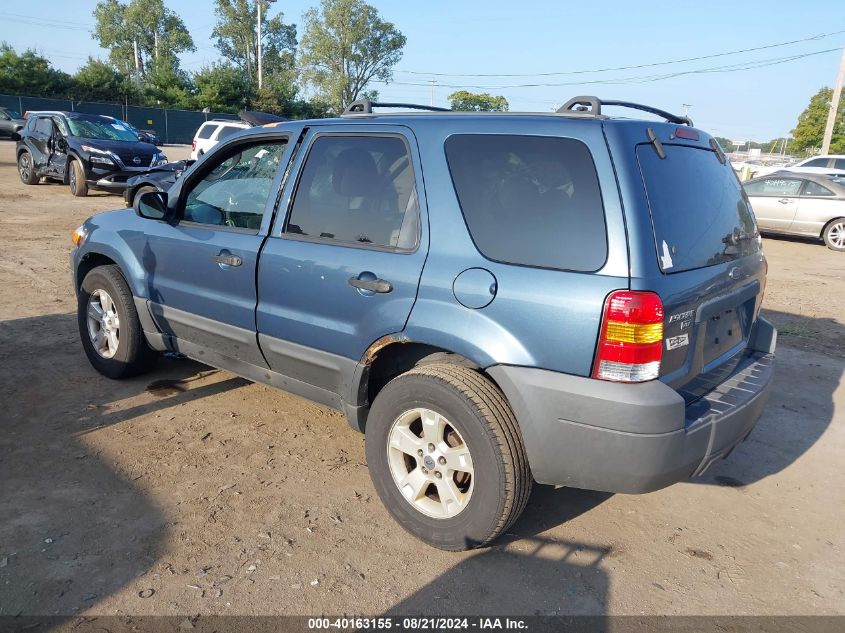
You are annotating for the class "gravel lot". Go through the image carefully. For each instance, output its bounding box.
[0,139,843,618]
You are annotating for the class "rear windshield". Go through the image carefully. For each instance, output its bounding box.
[196,124,215,139]
[637,144,760,273]
[217,125,242,140]
[445,134,607,271]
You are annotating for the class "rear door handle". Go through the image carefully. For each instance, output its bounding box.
[213,253,242,267]
[348,277,393,293]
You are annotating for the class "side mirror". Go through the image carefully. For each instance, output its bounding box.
[136,190,168,220]
[10,131,20,142]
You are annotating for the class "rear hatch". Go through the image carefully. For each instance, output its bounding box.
[635,138,765,403]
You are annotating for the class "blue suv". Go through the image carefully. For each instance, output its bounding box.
[71,97,776,550]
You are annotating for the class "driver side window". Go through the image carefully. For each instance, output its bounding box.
[183,139,287,230]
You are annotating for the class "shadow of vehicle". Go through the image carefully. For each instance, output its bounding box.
[385,535,610,621]
[0,312,244,616]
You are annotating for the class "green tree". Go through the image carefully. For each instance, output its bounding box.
[448,90,509,112]
[212,0,297,83]
[193,62,253,112]
[93,0,195,77]
[299,0,405,114]
[0,43,72,97]
[72,58,136,102]
[792,87,845,155]
[142,57,195,109]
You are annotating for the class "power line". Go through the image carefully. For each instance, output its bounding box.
[376,47,840,90]
[395,29,845,78]
[0,15,92,32]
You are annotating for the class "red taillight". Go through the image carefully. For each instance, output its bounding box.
[593,290,664,382]
[191,140,196,151]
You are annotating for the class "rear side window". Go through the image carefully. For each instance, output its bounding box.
[834,158,845,170]
[216,125,242,140]
[802,181,834,196]
[196,124,215,140]
[34,117,52,135]
[445,134,607,271]
[638,144,760,273]
[284,135,420,250]
[802,158,829,167]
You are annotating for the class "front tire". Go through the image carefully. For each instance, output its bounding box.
[365,363,532,550]
[78,265,156,379]
[18,150,38,185]
[822,217,845,251]
[69,159,88,197]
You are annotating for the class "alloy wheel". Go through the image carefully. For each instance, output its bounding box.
[386,407,474,519]
[828,222,845,249]
[18,154,30,180]
[86,289,121,359]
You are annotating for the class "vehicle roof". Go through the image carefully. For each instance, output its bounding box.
[25,110,114,121]
[246,111,703,131]
[797,154,845,161]
[202,119,249,125]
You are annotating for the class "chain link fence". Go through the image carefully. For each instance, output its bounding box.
[0,94,239,144]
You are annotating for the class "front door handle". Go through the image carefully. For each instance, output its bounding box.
[778,198,792,204]
[213,253,242,267]
[348,277,393,293]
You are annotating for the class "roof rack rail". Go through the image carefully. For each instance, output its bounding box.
[558,96,693,126]
[342,99,451,115]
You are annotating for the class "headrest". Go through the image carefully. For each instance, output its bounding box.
[498,175,541,211]
[332,148,379,197]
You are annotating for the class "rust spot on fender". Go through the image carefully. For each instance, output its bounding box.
[362,333,409,365]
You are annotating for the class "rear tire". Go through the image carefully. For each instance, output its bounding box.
[78,265,156,379]
[365,363,531,550]
[69,159,88,197]
[17,150,38,185]
[822,217,845,251]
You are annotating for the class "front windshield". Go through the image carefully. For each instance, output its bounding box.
[66,117,139,142]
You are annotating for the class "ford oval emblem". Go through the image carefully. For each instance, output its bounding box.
[132,156,141,165]
[729,266,743,280]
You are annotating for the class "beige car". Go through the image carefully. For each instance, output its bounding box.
[744,171,845,251]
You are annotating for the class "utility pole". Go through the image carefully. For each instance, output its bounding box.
[257,1,263,89]
[821,47,845,155]
[133,38,141,81]
[257,0,275,90]
[429,79,437,107]
[682,103,692,118]
[154,31,159,61]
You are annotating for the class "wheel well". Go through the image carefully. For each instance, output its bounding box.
[76,253,117,291]
[822,216,845,238]
[364,342,480,407]
[64,154,81,184]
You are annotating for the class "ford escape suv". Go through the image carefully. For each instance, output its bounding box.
[70,96,776,550]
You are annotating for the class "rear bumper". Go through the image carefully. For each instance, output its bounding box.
[488,318,776,493]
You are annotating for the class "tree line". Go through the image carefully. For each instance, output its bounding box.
[0,0,408,118]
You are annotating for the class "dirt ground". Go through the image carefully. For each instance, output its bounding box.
[0,139,843,618]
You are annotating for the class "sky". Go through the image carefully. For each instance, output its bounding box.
[1,0,844,142]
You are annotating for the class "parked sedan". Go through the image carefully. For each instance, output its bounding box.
[784,155,845,177]
[0,107,25,138]
[744,171,845,251]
